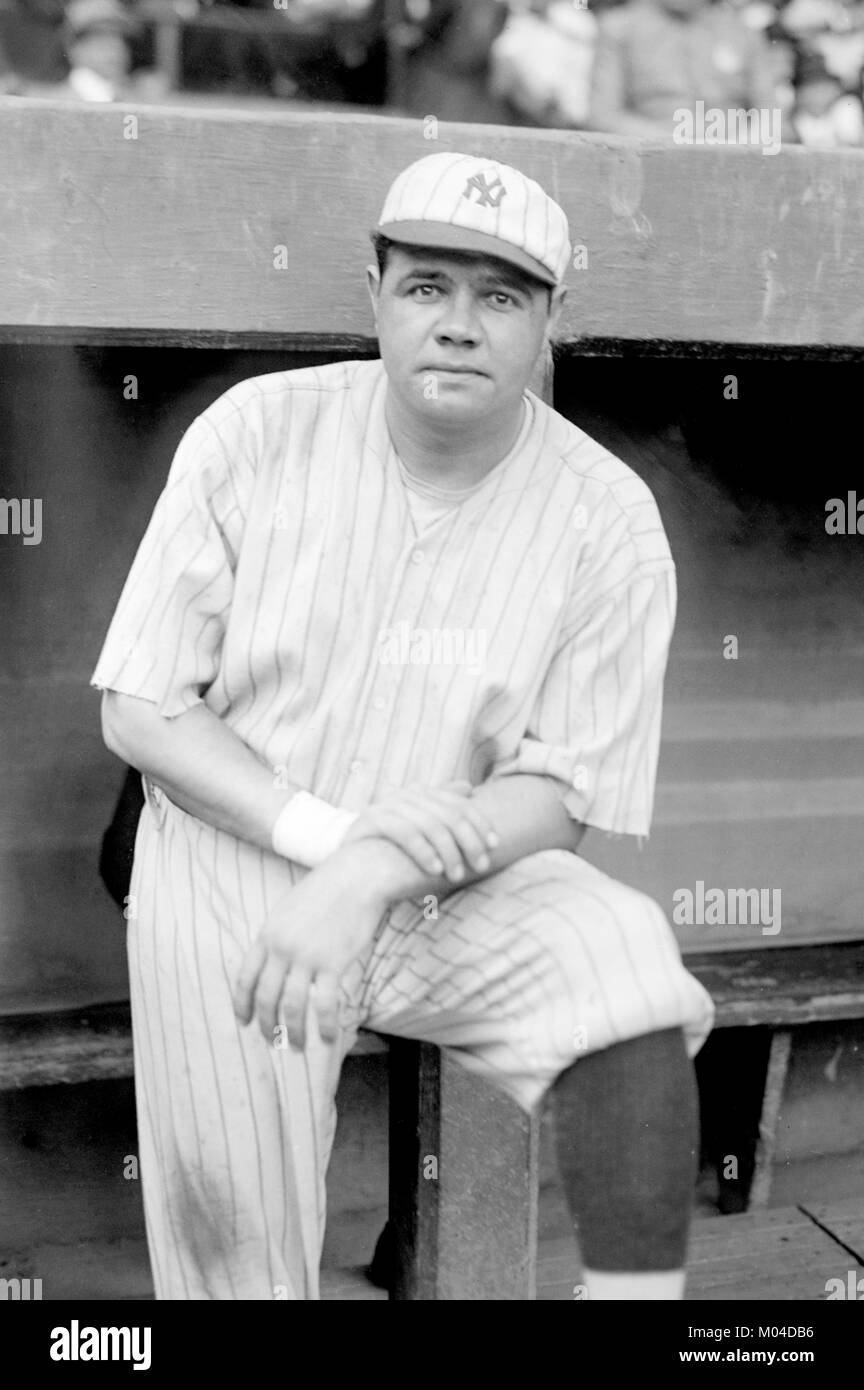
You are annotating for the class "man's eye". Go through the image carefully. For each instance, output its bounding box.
[411,284,441,299]
[488,291,516,308]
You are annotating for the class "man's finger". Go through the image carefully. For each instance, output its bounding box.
[255,957,294,1042]
[277,965,314,1050]
[365,807,451,877]
[311,971,341,1044]
[384,809,466,881]
[233,938,268,1024]
[403,790,498,868]
[428,789,499,848]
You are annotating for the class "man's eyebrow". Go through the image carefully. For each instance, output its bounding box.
[473,269,531,295]
[395,266,454,284]
[395,264,533,295]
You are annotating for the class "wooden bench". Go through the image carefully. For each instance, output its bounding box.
[3,943,863,1296]
[688,944,864,1212]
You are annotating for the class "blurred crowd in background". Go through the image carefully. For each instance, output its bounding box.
[2,0,863,146]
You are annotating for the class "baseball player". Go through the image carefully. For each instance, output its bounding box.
[92,150,715,1301]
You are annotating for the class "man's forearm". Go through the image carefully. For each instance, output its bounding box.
[338,774,585,909]
[100,692,299,851]
[101,693,584,887]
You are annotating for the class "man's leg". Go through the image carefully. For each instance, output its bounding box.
[360,849,714,1298]
[129,792,351,1299]
[553,1027,700,1300]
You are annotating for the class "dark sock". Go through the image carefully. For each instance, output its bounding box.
[553,1027,699,1270]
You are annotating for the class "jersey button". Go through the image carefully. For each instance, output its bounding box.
[349,759,363,774]
[411,549,424,564]
[372,696,386,711]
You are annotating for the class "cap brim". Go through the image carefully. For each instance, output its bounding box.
[374,220,558,288]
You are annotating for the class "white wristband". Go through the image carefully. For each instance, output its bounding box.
[271,791,357,867]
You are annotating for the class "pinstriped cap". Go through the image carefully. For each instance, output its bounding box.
[376,151,571,288]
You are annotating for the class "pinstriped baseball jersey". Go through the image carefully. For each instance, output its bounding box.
[91,357,675,839]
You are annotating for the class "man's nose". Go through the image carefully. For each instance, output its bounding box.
[434,288,481,345]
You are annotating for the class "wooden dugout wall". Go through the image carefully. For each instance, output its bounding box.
[2,98,864,998]
[1,101,864,1295]
[2,99,864,346]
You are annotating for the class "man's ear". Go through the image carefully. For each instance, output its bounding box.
[366,264,381,326]
[545,284,567,341]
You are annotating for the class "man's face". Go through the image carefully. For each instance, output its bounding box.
[367,245,565,427]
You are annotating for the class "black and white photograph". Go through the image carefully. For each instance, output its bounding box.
[1,0,863,1346]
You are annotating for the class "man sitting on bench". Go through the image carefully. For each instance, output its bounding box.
[92,150,714,1301]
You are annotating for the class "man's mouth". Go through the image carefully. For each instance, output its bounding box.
[424,365,487,377]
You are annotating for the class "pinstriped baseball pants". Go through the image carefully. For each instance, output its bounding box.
[128,791,714,1300]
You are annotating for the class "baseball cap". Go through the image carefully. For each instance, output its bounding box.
[375,151,571,289]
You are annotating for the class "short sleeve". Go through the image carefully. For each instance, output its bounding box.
[91,415,241,718]
[488,564,677,838]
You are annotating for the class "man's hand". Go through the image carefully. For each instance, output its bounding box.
[233,840,394,1048]
[233,774,583,1049]
[341,780,499,884]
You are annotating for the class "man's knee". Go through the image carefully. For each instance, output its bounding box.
[510,849,670,925]
[554,1027,699,1270]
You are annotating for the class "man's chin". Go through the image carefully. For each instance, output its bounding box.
[411,374,495,419]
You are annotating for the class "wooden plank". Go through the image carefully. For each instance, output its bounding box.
[0,1003,386,1089]
[687,945,864,1027]
[3,1238,155,1302]
[748,1029,792,1209]
[801,1199,864,1263]
[3,101,864,347]
[660,738,864,785]
[320,1268,388,1301]
[6,943,864,1089]
[663,699,864,743]
[665,652,864,705]
[655,777,864,825]
[434,1053,539,1300]
[515,1207,864,1300]
[686,1206,850,1301]
[0,1026,134,1089]
[388,1039,539,1300]
[9,1211,861,1302]
[584,816,864,952]
[0,1004,133,1088]
[388,1040,441,1300]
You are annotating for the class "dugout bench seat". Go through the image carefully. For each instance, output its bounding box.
[2,942,863,1298]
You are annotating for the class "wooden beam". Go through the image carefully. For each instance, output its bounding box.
[3,100,864,347]
[686,944,864,1027]
[0,1004,134,1089]
[748,1029,793,1209]
[388,1039,540,1300]
[0,1004,385,1090]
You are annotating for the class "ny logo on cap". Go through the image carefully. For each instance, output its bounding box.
[463,170,507,210]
